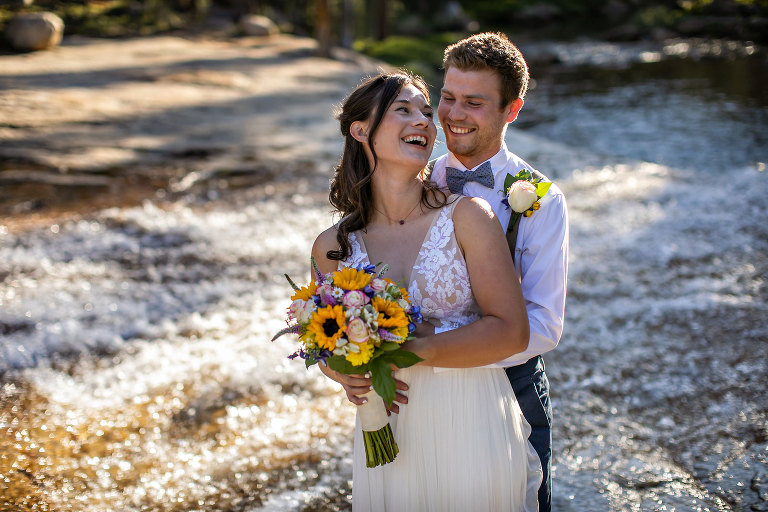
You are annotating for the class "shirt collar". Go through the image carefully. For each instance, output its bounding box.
[445,143,511,176]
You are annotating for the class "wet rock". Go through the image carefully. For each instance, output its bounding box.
[754,468,768,501]
[237,14,278,37]
[4,12,64,52]
[601,0,630,21]
[0,170,112,188]
[518,3,562,22]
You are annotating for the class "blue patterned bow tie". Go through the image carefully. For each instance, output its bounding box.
[445,161,495,194]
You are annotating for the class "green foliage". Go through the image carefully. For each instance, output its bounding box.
[325,347,421,407]
[326,354,367,374]
[354,32,466,87]
[459,0,526,22]
[634,5,684,28]
[0,0,210,37]
[370,357,395,406]
[354,34,455,68]
[458,0,605,24]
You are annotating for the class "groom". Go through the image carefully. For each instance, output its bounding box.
[427,32,569,511]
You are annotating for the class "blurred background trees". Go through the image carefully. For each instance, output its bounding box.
[1,0,766,73]
[2,0,766,41]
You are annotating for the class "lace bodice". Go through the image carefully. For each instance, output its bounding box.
[342,197,480,330]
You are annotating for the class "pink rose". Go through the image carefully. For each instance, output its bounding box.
[342,290,370,308]
[345,317,370,343]
[370,278,388,292]
[508,180,538,213]
[288,299,314,323]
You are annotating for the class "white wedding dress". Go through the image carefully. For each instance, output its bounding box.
[343,196,542,512]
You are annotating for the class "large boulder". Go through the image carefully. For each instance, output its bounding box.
[5,12,65,52]
[237,14,278,36]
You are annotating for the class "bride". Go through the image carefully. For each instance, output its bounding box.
[311,71,541,511]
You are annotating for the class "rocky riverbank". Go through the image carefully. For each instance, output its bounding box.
[0,32,381,229]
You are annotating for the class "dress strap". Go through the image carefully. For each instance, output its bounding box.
[444,193,466,218]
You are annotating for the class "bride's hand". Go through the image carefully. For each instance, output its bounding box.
[318,362,409,414]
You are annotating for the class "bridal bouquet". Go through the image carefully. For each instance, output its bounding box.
[272,259,423,467]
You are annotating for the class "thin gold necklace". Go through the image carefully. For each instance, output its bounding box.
[373,199,421,225]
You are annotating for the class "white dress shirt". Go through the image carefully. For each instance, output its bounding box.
[430,143,569,368]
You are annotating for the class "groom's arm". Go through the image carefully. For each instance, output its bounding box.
[496,186,569,366]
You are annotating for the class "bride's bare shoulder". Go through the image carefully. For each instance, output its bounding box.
[452,196,496,225]
[311,225,340,273]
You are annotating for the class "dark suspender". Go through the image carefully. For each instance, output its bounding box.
[506,169,547,263]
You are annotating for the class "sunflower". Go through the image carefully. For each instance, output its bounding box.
[291,280,317,301]
[333,267,372,291]
[346,341,374,366]
[307,305,346,350]
[371,297,409,329]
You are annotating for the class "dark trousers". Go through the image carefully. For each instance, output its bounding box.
[505,356,552,512]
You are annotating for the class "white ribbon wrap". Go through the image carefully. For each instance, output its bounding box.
[357,389,389,431]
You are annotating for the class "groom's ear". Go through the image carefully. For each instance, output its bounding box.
[505,98,524,123]
[350,121,369,143]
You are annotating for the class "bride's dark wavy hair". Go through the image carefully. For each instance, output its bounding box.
[327,71,447,261]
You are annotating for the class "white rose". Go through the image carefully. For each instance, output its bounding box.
[397,298,409,310]
[346,317,370,343]
[288,299,314,323]
[508,180,538,213]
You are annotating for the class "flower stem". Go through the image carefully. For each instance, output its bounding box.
[362,424,399,467]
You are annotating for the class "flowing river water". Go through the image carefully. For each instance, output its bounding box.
[1,35,767,511]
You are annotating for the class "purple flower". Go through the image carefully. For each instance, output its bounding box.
[316,283,337,306]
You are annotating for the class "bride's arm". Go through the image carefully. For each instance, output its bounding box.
[403,197,529,367]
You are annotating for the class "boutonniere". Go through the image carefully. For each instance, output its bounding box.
[501,169,551,229]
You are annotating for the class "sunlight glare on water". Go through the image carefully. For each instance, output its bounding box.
[1,184,356,511]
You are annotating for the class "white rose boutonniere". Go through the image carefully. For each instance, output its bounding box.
[508,180,539,213]
[502,168,551,231]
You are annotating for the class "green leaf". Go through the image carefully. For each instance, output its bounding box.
[284,273,301,292]
[370,358,396,406]
[503,173,516,192]
[310,256,322,280]
[379,349,423,369]
[536,182,552,198]
[379,342,401,352]
[517,169,532,181]
[326,355,369,374]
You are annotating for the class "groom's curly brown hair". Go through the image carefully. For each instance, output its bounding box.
[443,32,530,108]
